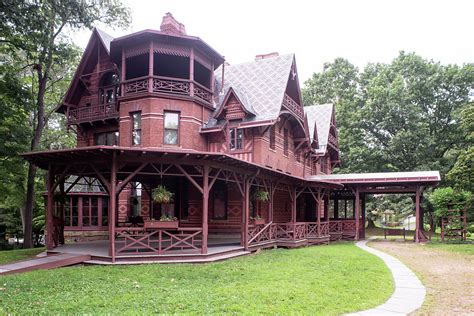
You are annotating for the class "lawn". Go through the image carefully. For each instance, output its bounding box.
[425,242,474,255]
[0,243,393,315]
[0,247,45,264]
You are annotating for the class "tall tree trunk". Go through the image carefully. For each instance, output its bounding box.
[22,163,37,248]
[366,217,376,228]
[22,71,47,248]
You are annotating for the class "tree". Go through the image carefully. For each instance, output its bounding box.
[0,0,131,247]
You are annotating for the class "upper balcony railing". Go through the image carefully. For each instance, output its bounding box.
[282,93,304,121]
[68,103,119,125]
[122,75,213,106]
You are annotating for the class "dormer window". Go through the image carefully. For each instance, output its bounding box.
[99,72,119,105]
[229,128,243,150]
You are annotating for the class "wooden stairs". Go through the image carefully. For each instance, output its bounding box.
[0,253,91,275]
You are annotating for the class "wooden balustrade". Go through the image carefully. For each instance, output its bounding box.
[115,227,203,255]
[122,75,213,105]
[282,93,304,120]
[248,222,331,247]
[68,103,119,125]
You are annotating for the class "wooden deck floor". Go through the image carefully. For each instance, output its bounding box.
[47,234,248,264]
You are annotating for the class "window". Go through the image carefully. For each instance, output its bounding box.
[130,182,142,217]
[99,72,119,104]
[269,126,276,150]
[64,196,78,227]
[95,131,119,146]
[229,128,243,150]
[320,157,328,174]
[82,197,99,226]
[164,111,179,145]
[131,112,141,145]
[283,128,289,156]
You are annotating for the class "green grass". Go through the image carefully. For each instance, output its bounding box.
[425,242,474,255]
[0,248,45,264]
[0,243,393,315]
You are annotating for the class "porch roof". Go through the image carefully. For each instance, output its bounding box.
[307,171,441,186]
[21,146,343,189]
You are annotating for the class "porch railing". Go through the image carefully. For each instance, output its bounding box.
[115,227,203,255]
[248,222,331,247]
[122,75,213,105]
[68,103,119,125]
[282,93,304,120]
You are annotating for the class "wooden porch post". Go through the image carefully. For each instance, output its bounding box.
[269,181,274,222]
[317,189,321,226]
[201,165,209,254]
[108,154,117,261]
[361,193,366,239]
[291,186,297,223]
[46,165,55,250]
[121,48,126,97]
[334,195,339,220]
[415,186,420,243]
[355,187,360,240]
[148,41,154,93]
[242,177,250,250]
[59,179,65,245]
[189,47,194,97]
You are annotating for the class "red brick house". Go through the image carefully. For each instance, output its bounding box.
[23,13,439,263]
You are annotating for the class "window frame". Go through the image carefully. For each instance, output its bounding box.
[131,111,142,146]
[269,125,276,150]
[94,131,119,146]
[229,127,244,151]
[163,111,180,145]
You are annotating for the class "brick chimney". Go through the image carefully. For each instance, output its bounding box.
[160,13,186,36]
[255,52,279,61]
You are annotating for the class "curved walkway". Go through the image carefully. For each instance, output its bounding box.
[348,239,426,316]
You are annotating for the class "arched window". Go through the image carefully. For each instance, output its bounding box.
[99,72,119,105]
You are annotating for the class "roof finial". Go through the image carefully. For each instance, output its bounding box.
[160,12,186,36]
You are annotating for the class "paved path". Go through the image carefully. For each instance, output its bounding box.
[348,239,426,316]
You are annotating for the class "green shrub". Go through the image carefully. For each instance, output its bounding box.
[428,187,472,218]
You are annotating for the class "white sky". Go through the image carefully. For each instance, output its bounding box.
[71,0,474,84]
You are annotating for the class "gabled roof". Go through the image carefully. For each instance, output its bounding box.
[213,54,295,124]
[95,28,114,53]
[304,103,334,154]
[213,87,256,120]
[57,28,114,112]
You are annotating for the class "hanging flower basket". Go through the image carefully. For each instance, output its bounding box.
[253,190,269,202]
[152,185,174,204]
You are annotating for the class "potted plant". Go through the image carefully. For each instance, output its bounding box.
[152,185,174,204]
[250,215,265,226]
[144,214,179,229]
[253,190,269,203]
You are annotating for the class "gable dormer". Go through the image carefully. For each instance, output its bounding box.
[214,88,255,121]
[58,28,119,127]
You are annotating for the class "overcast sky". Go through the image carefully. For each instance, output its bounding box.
[72,0,473,84]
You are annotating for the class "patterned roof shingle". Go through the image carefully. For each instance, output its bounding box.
[304,104,334,154]
[212,54,294,124]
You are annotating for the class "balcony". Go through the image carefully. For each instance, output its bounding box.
[122,75,213,106]
[282,93,304,120]
[68,103,119,125]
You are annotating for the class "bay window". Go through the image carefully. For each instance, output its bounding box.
[229,127,243,150]
[131,112,141,145]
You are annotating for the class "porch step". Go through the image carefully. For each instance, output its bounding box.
[0,253,91,275]
[85,250,250,265]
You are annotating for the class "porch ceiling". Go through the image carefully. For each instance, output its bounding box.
[21,146,342,189]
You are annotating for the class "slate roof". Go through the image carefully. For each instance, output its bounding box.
[208,54,295,127]
[304,104,334,154]
[95,28,114,53]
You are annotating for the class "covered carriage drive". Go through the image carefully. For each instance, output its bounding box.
[22,14,440,264]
